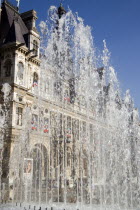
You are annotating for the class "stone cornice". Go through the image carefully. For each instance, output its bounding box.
[0,43,41,66]
[0,42,28,54]
[27,56,41,66]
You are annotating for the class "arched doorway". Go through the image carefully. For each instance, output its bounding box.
[30,144,48,202]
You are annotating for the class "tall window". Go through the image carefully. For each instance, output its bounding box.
[33,40,38,55]
[54,81,61,96]
[67,147,71,167]
[72,119,79,140]
[16,107,23,126]
[5,60,12,77]
[83,158,88,177]
[33,72,38,87]
[81,121,86,141]
[31,114,38,131]
[64,90,70,102]
[44,117,49,133]
[45,79,49,93]
[17,62,24,80]
[66,116,72,141]
[90,124,93,143]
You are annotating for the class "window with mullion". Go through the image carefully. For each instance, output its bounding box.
[16,107,23,126]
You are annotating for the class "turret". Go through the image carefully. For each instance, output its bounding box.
[57,3,66,19]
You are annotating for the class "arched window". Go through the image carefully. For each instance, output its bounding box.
[30,144,48,188]
[33,72,38,87]
[5,60,12,77]
[17,62,24,80]
[33,40,38,55]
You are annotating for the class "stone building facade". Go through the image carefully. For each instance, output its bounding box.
[0,0,101,203]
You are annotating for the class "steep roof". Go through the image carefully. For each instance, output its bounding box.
[0,1,28,46]
[4,18,26,44]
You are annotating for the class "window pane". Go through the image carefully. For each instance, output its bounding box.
[31,114,38,131]
[44,117,49,133]
[33,72,38,87]
[17,62,24,80]
[16,107,23,126]
[5,60,12,77]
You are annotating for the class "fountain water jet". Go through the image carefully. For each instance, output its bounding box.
[0,4,140,210]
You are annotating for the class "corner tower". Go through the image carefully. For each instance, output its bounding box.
[0,0,40,88]
[0,0,40,199]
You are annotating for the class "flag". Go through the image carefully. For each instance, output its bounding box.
[31,121,37,130]
[44,118,49,133]
[31,115,38,130]
[44,126,49,133]
[64,97,70,102]
[32,81,38,87]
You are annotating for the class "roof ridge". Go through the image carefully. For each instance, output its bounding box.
[3,0,18,13]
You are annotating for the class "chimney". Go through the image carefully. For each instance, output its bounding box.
[20,10,37,30]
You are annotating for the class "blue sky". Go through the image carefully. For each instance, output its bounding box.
[9,0,140,110]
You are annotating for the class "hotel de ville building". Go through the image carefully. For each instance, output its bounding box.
[0,0,124,205]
